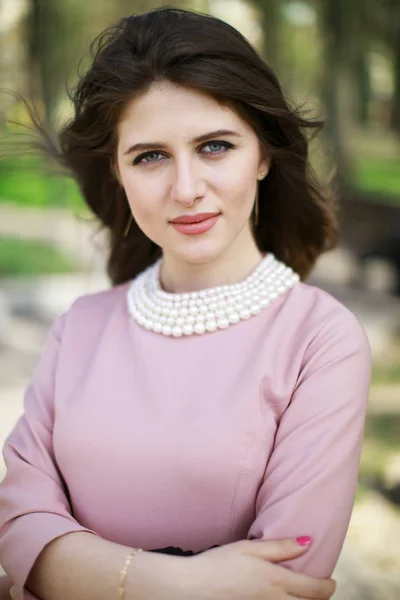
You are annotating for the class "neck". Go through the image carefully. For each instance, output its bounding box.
[159,234,263,294]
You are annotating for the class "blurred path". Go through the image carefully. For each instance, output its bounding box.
[0,202,107,272]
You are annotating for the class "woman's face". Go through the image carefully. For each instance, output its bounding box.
[116,81,269,266]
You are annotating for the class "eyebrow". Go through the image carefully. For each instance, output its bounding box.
[123,129,242,155]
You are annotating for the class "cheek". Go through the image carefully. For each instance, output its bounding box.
[121,170,162,220]
[221,163,257,210]
[122,178,162,244]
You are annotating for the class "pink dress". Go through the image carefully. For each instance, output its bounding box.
[0,278,372,598]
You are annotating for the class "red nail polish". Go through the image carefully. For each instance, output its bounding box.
[296,536,312,546]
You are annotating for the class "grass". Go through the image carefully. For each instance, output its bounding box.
[371,364,400,384]
[359,413,400,482]
[353,155,400,204]
[0,155,85,211]
[0,236,76,277]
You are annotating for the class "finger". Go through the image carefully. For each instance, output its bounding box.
[245,538,312,562]
[271,564,336,599]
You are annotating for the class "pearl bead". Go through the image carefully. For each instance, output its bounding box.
[228,312,240,324]
[194,322,206,334]
[205,320,218,332]
[218,318,230,329]
[250,304,261,315]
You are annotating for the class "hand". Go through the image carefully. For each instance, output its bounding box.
[182,538,336,600]
[10,584,23,600]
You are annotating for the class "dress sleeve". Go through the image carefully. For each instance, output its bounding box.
[0,312,98,589]
[247,309,372,578]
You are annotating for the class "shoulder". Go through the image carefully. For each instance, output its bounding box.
[69,281,130,317]
[288,281,372,372]
[288,280,368,337]
[54,281,131,339]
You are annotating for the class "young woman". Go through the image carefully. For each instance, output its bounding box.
[0,7,371,600]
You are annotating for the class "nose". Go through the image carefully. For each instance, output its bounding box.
[170,158,205,207]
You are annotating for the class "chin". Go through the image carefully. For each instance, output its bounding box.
[171,241,227,266]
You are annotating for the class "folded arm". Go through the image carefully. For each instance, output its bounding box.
[247,309,372,578]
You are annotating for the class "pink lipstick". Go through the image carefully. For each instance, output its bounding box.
[169,212,221,235]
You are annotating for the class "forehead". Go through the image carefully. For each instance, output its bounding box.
[117,81,254,141]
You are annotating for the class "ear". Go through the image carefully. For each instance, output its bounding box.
[257,150,271,180]
[257,159,270,180]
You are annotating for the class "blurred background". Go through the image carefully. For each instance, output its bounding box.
[0,0,399,597]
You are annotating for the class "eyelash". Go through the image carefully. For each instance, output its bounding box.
[132,141,235,166]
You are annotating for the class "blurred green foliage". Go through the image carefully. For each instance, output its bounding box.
[354,156,400,203]
[0,155,85,210]
[0,236,76,276]
[361,412,400,480]
[371,363,400,383]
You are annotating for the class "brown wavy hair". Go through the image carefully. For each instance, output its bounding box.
[48,6,339,285]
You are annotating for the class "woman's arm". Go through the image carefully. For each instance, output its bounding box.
[26,532,189,600]
[247,307,372,578]
[26,533,336,600]
[0,314,97,590]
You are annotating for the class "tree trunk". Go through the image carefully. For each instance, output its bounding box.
[318,0,353,192]
[26,0,67,129]
[390,18,400,136]
[251,0,281,72]
[355,51,371,126]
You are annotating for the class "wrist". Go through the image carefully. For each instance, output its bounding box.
[126,551,195,600]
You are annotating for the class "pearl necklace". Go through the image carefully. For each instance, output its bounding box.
[127,253,299,337]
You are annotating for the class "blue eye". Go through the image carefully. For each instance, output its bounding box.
[201,141,234,154]
[133,152,164,165]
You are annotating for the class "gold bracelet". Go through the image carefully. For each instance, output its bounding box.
[118,548,143,600]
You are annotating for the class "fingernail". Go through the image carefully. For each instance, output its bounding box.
[296,536,312,546]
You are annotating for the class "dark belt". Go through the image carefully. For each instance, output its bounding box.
[150,545,220,556]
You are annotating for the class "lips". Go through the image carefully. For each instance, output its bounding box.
[170,212,220,224]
